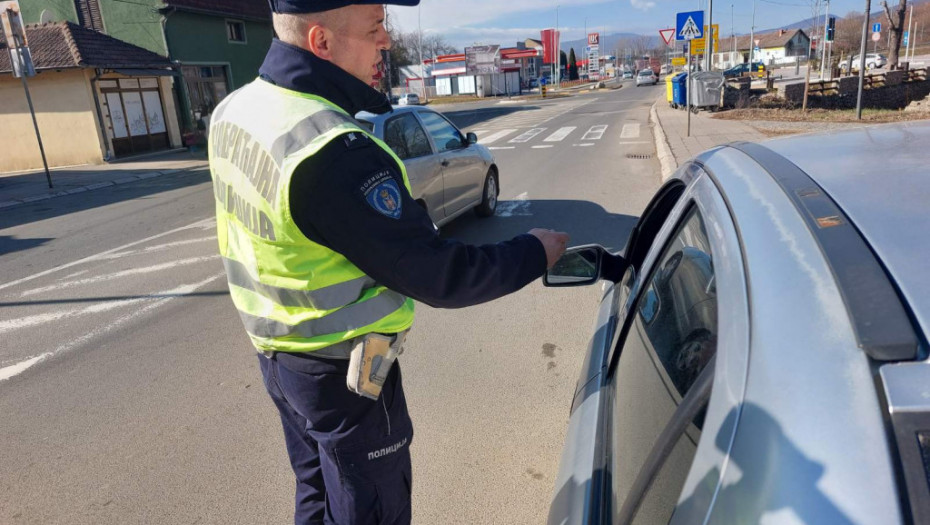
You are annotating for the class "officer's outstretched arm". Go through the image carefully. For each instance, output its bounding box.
[289,138,549,309]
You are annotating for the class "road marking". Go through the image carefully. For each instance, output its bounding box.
[0,273,226,382]
[470,129,488,136]
[101,236,216,260]
[0,354,52,382]
[488,146,515,150]
[582,125,608,141]
[620,123,641,139]
[509,128,547,143]
[573,143,596,147]
[477,129,516,144]
[21,256,217,297]
[544,127,576,142]
[532,145,554,149]
[618,141,652,145]
[0,218,215,292]
[497,192,532,217]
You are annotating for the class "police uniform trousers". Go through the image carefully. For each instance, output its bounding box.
[259,352,414,525]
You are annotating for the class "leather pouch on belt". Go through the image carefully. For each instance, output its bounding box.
[347,332,405,400]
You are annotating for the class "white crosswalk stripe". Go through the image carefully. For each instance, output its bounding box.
[478,129,517,144]
[620,123,641,139]
[509,128,547,143]
[544,127,576,142]
[582,125,608,141]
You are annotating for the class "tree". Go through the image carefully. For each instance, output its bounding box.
[882,0,908,68]
[560,50,568,80]
[568,48,579,80]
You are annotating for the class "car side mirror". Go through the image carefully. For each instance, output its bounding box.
[544,245,629,287]
[466,132,478,145]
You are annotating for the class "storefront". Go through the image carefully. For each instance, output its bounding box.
[98,76,172,157]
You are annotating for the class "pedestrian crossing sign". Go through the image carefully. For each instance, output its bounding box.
[676,11,704,41]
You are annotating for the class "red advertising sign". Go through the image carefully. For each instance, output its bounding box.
[541,29,560,64]
[588,33,600,46]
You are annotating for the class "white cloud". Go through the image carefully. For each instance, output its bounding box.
[629,0,655,11]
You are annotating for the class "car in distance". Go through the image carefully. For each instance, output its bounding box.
[635,69,658,86]
[723,62,765,78]
[840,53,888,73]
[622,70,634,80]
[356,106,499,227]
[396,93,420,106]
[545,122,930,525]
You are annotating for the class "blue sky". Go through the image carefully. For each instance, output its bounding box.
[390,0,870,49]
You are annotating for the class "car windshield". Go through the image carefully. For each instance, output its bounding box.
[639,71,652,76]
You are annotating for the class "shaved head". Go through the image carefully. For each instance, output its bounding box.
[273,10,349,48]
[271,5,390,85]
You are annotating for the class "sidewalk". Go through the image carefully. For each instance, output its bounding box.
[0,149,208,210]
[651,97,765,181]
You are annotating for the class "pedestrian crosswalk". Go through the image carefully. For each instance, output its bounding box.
[470,124,624,150]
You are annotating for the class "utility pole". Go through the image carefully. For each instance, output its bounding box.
[821,0,830,78]
[857,0,872,119]
[417,6,428,102]
[732,3,736,67]
[707,0,714,71]
[905,4,914,64]
[556,5,561,90]
[749,0,756,66]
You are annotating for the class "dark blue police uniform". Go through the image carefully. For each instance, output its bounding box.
[255,2,548,524]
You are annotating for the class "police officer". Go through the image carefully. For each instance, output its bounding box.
[208,1,570,523]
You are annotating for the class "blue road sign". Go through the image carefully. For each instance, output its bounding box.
[873,23,881,33]
[676,11,704,41]
[904,31,910,46]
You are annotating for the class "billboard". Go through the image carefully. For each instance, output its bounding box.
[465,45,501,75]
[588,33,600,46]
[541,28,560,65]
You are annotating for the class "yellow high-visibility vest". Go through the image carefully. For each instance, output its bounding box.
[208,79,414,353]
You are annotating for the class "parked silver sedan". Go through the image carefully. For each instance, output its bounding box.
[356,106,499,227]
[545,123,930,524]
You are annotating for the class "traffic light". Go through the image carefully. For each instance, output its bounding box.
[827,17,836,42]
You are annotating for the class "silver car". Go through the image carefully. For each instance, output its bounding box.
[545,123,930,524]
[356,106,499,227]
[636,69,658,86]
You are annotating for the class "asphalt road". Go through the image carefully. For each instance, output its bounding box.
[0,83,665,524]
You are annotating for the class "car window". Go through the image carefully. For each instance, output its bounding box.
[383,113,432,160]
[417,111,464,153]
[357,120,374,133]
[609,207,718,524]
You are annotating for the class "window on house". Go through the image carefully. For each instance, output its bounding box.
[226,20,246,43]
[74,0,104,32]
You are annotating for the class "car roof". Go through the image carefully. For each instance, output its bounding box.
[355,105,425,124]
[759,122,930,337]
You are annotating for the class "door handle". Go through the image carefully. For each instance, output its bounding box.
[441,160,450,167]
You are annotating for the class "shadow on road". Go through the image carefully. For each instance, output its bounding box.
[0,235,54,257]
[441,105,542,129]
[440,199,638,254]
[0,169,212,231]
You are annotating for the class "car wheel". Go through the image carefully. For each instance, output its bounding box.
[475,168,498,217]
[868,62,875,69]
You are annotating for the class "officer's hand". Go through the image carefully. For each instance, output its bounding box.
[528,229,570,269]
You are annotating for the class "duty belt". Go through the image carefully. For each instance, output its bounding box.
[261,330,408,361]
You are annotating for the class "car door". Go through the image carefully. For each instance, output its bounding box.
[416,110,483,218]
[604,170,749,524]
[381,112,444,222]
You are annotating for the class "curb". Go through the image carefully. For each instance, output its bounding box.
[0,165,207,210]
[649,102,678,182]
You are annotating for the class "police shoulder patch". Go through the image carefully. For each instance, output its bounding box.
[360,169,403,219]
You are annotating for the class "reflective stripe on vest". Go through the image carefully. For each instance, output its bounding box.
[209,79,415,353]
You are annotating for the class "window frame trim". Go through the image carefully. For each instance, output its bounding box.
[225,19,247,45]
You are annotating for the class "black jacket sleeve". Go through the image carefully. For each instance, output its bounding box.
[288,133,548,309]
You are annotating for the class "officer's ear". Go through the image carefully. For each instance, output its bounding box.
[307,24,335,60]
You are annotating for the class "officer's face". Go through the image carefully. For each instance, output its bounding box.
[329,5,391,85]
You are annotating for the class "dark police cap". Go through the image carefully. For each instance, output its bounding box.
[270,0,420,14]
